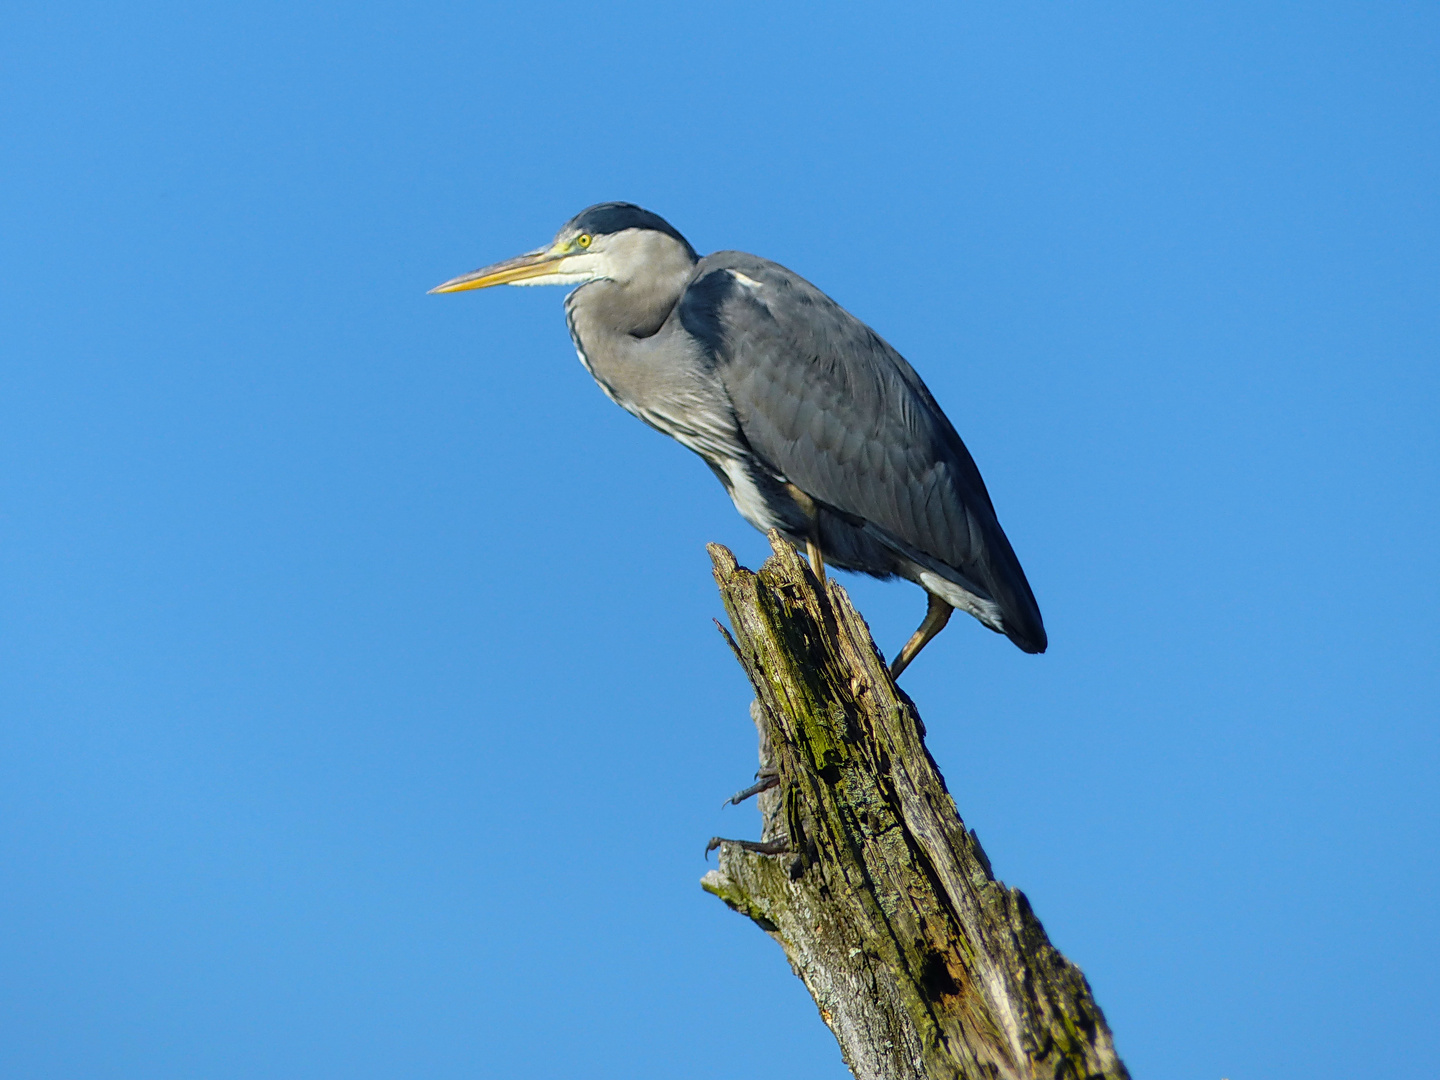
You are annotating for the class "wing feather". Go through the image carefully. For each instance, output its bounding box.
[679,252,1046,652]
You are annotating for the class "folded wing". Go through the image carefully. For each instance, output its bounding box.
[678,252,1046,653]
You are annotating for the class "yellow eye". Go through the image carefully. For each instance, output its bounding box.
[576,234,592,248]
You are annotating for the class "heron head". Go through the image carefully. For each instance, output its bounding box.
[429,202,697,295]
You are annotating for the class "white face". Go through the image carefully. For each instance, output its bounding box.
[524,228,652,287]
[515,239,605,286]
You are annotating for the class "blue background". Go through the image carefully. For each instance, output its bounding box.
[2,3,1436,1077]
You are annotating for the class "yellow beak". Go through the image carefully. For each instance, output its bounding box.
[428,247,566,293]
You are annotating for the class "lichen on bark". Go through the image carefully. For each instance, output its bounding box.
[702,532,1128,1080]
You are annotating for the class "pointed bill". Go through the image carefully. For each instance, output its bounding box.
[428,248,566,293]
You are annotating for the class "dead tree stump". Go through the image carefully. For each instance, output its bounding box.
[702,532,1129,1080]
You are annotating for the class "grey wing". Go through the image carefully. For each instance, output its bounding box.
[678,253,1046,653]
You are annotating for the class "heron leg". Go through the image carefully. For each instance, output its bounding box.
[806,538,827,584]
[785,483,827,584]
[890,592,953,679]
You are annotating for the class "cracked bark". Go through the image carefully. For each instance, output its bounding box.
[702,532,1129,1080]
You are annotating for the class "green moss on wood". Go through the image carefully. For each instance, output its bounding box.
[702,533,1129,1080]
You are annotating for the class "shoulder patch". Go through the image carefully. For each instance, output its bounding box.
[677,267,739,354]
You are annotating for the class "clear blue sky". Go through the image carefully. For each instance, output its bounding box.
[2,3,1435,1077]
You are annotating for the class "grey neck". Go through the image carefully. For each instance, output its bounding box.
[562,229,699,410]
[565,229,697,339]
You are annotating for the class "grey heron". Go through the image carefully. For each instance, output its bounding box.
[432,203,1045,676]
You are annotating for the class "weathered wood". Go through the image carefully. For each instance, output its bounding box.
[702,532,1128,1080]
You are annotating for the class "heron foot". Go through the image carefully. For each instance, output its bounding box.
[705,835,792,860]
[722,769,780,808]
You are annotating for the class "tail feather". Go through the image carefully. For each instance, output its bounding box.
[861,519,1046,654]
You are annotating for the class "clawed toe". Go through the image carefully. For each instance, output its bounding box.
[721,769,780,807]
[705,836,792,859]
